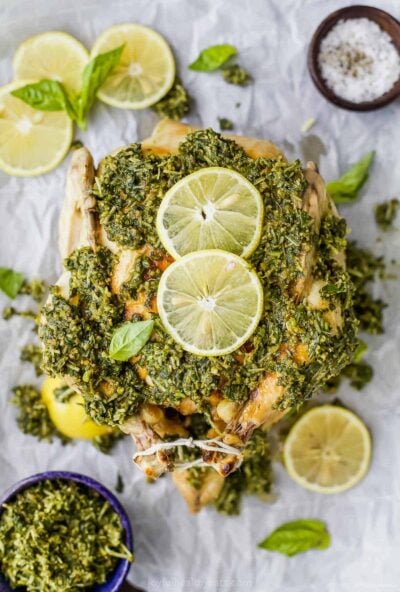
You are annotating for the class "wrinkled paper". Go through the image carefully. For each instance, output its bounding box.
[1,1,400,590]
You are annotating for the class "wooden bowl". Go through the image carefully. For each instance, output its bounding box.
[308,5,400,111]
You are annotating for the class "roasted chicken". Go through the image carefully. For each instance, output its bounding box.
[40,120,357,512]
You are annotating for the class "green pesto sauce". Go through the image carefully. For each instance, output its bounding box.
[151,78,191,121]
[41,129,358,426]
[0,480,132,592]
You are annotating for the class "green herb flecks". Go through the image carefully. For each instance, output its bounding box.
[11,45,124,130]
[0,479,133,592]
[221,64,252,86]
[327,151,375,204]
[91,430,124,454]
[218,117,234,131]
[258,519,330,556]
[375,198,399,230]
[214,429,272,515]
[189,44,237,71]
[11,384,67,443]
[20,344,43,376]
[152,78,191,120]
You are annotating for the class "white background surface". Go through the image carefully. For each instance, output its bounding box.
[0,1,400,591]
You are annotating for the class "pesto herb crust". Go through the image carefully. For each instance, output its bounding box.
[0,480,132,591]
[41,130,358,426]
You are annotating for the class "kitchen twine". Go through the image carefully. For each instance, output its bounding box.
[132,437,243,470]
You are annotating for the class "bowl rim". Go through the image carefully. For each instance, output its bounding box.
[0,471,133,592]
[307,4,400,111]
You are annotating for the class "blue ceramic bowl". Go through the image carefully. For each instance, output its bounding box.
[0,471,133,592]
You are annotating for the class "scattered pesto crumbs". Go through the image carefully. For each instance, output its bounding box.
[42,129,357,426]
[11,383,122,452]
[0,480,133,592]
[11,384,67,443]
[221,64,252,86]
[20,343,43,376]
[214,430,272,515]
[324,241,387,392]
[346,241,386,334]
[218,117,234,131]
[151,78,191,121]
[375,198,399,230]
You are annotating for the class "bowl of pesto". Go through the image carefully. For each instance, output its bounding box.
[0,471,134,592]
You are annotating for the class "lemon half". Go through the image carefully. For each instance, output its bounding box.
[284,405,372,494]
[157,249,264,356]
[91,23,175,109]
[0,81,72,177]
[157,167,264,259]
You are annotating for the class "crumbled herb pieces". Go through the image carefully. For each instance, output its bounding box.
[221,64,252,86]
[375,198,399,230]
[11,384,66,442]
[218,117,234,131]
[346,241,386,334]
[214,430,272,515]
[0,479,133,592]
[20,344,43,376]
[92,431,124,454]
[258,519,330,556]
[152,78,191,120]
[324,242,386,392]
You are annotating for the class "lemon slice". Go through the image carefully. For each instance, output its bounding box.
[13,31,89,93]
[0,81,73,177]
[91,23,175,109]
[157,249,264,356]
[41,376,113,440]
[157,167,264,259]
[284,405,371,494]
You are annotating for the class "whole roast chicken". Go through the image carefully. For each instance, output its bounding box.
[40,120,357,512]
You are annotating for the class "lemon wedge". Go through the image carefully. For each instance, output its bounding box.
[157,167,264,259]
[157,249,264,356]
[91,23,175,109]
[284,405,372,494]
[0,81,72,177]
[13,31,89,93]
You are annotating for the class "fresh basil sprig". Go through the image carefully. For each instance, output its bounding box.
[189,44,237,72]
[327,151,375,204]
[258,519,331,557]
[11,45,124,130]
[109,320,154,361]
[0,267,24,299]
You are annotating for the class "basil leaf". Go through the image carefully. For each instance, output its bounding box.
[11,79,76,115]
[258,519,330,557]
[327,151,375,204]
[77,45,124,129]
[189,44,237,72]
[109,320,154,361]
[0,267,25,299]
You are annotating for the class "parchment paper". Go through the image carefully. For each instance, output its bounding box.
[1,1,400,591]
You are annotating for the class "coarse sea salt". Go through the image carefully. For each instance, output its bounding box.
[318,18,400,103]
